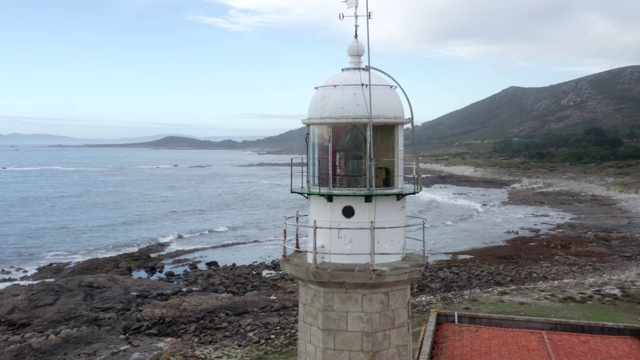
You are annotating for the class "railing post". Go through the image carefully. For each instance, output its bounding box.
[295,210,300,251]
[282,215,288,260]
[300,157,304,189]
[312,220,318,269]
[369,220,375,270]
[422,219,426,260]
[289,158,294,192]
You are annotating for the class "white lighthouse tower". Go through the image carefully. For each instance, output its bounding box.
[281,3,426,359]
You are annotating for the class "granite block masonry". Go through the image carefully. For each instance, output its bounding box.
[282,253,425,360]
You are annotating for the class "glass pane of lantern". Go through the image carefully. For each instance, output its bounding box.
[332,125,366,188]
[309,125,330,187]
[373,125,396,187]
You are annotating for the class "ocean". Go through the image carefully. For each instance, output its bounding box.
[0,146,571,286]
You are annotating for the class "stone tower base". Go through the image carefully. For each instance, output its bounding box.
[281,253,425,360]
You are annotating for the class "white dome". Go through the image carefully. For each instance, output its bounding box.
[304,40,407,125]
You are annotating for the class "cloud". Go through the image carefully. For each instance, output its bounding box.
[190,0,345,31]
[370,0,640,72]
[194,0,640,72]
[187,9,282,31]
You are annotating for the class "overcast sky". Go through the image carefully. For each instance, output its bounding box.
[1,0,639,139]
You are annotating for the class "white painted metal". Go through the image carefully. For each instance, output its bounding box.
[307,196,406,263]
[305,71,406,123]
[305,40,407,124]
[347,38,365,68]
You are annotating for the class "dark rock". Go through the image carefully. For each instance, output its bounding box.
[205,260,220,268]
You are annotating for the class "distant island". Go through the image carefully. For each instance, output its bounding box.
[79,128,308,154]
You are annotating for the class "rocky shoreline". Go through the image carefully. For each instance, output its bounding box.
[1,165,639,359]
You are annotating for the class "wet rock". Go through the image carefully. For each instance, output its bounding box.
[0,251,303,359]
[205,260,220,268]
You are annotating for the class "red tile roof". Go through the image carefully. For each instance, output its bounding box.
[431,323,640,360]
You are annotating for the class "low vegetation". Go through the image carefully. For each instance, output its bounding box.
[422,279,640,327]
[492,126,640,164]
[418,127,640,192]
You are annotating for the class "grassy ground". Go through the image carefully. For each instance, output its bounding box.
[412,272,640,327]
[251,348,297,360]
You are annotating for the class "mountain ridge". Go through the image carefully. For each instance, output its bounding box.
[414,65,640,145]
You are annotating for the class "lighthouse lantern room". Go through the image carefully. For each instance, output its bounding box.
[289,36,422,265]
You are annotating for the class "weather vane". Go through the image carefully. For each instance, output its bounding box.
[339,0,372,39]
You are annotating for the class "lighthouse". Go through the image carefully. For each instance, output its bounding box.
[281,3,426,359]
